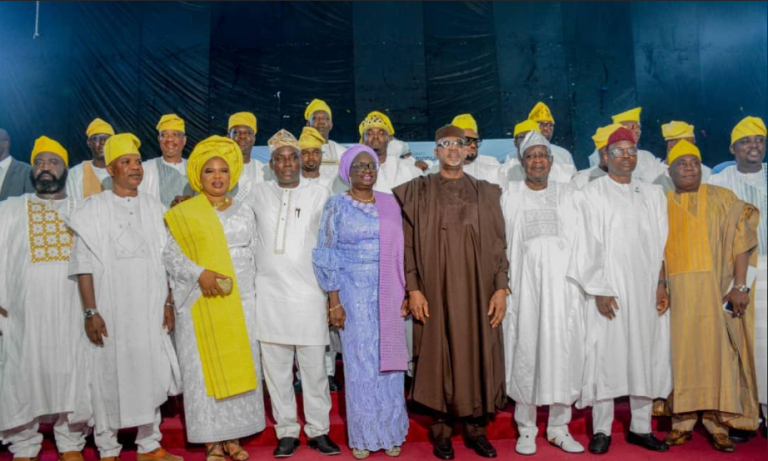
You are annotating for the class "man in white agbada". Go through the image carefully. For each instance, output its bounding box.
[249,129,340,457]
[500,130,585,455]
[587,107,667,184]
[451,113,503,185]
[0,137,90,461]
[305,99,345,164]
[139,114,192,207]
[359,111,421,193]
[709,116,767,440]
[527,102,576,166]
[572,123,623,189]
[567,127,671,455]
[66,118,114,202]
[502,120,575,185]
[67,133,182,461]
[228,112,267,202]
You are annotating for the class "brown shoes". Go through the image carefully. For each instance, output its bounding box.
[136,448,184,461]
[664,430,693,446]
[710,434,736,453]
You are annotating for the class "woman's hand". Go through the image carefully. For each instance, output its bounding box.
[400,298,410,317]
[329,304,346,329]
[199,270,229,298]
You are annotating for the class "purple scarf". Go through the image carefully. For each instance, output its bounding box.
[340,145,408,372]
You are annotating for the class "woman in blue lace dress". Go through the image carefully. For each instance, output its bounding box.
[313,145,409,459]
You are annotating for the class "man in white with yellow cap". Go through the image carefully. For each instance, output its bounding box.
[305,99,345,164]
[710,116,767,441]
[527,102,575,166]
[451,114,503,185]
[0,137,90,461]
[299,126,338,191]
[359,111,421,193]
[140,114,191,207]
[66,118,115,202]
[501,120,575,185]
[227,111,268,203]
[250,130,339,457]
[652,121,711,192]
[67,133,182,461]
[572,123,623,189]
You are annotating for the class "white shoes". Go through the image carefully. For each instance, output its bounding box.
[548,432,585,453]
[516,433,537,455]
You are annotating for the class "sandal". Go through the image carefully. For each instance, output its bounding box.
[352,449,370,459]
[222,440,250,461]
[205,443,225,461]
[385,446,402,457]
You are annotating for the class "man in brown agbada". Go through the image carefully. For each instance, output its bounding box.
[394,125,509,460]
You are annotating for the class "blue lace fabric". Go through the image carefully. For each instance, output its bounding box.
[313,194,409,451]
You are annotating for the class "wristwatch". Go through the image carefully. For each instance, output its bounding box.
[735,285,751,294]
[83,308,99,319]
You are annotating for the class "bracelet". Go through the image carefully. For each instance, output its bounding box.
[329,304,343,312]
[165,302,175,308]
[657,279,668,286]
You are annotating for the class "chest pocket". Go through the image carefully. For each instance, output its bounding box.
[114,224,148,260]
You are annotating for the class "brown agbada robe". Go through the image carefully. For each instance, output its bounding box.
[394,173,509,418]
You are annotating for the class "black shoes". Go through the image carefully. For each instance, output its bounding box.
[465,435,497,458]
[433,438,454,460]
[588,433,612,454]
[308,435,341,456]
[328,375,342,392]
[273,437,300,458]
[729,429,756,443]
[627,432,669,452]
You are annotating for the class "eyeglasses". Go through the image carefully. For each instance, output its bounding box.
[465,137,483,147]
[351,162,379,172]
[609,147,638,158]
[436,139,466,149]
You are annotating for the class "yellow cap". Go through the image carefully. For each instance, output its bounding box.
[612,107,642,124]
[299,126,326,150]
[186,136,243,193]
[528,102,554,123]
[86,118,115,138]
[31,136,69,167]
[228,112,257,133]
[304,99,332,121]
[104,133,141,166]
[661,121,695,141]
[592,123,624,150]
[667,139,701,166]
[156,114,185,133]
[451,114,478,134]
[731,116,767,145]
[513,119,541,137]
[359,111,395,137]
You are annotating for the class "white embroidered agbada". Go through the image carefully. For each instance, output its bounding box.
[0,195,90,433]
[249,180,330,346]
[65,161,111,202]
[709,163,767,407]
[567,176,671,407]
[501,182,585,406]
[139,157,190,208]
[67,191,180,432]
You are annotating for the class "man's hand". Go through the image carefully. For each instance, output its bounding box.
[656,285,670,315]
[595,296,619,320]
[0,306,7,336]
[85,313,109,347]
[163,305,175,334]
[409,290,430,323]
[415,160,429,171]
[171,195,192,208]
[488,289,506,328]
[724,288,750,318]
[199,270,228,297]
[400,298,410,318]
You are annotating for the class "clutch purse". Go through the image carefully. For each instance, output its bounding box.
[216,277,233,296]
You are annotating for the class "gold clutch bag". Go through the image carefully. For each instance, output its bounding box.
[216,277,233,296]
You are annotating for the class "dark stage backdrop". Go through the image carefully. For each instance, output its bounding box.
[1,1,766,168]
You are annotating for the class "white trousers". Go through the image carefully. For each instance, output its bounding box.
[593,397,652,436]
[295,328,340,379]
[514,403,573,440]
[261,342,331,439]
[94,409,162,458]
[1,414,88,458]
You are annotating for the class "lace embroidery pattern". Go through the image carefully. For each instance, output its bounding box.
[523,184,559,241]
[27,199,73,263]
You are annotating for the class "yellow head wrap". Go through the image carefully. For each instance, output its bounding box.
[513,119,541,137]
[451,114,478,134]
[612,107,642,124]
[592,123,624,150]
[86,118,115,138]
[304,99,332,121]
[103,133,141,166]
[268,129,300,154]
[186,136,243,193]
[156,114,185,133]
[667,139,701,166]
[358,111,395,137]
[228,112,257,133]
[528,102,554,123]
[731,116,767,145]
[299,126,326,151]
[661,121,695,141]
[31,136,69,167]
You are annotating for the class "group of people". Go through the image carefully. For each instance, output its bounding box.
[0,97,765,461]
